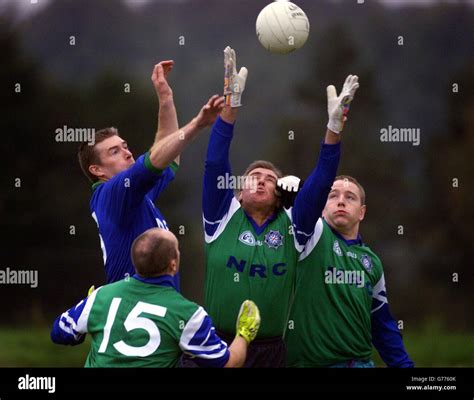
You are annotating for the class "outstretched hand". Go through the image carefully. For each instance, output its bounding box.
[235,300,261,344]
[224,46,248,108]
[194,95,225,129]
[327,74,359,134]
[151,60,174,101]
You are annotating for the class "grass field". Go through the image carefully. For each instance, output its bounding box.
[0,321,472,367]
[371,320,474,367]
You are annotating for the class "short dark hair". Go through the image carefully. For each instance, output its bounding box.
[77,127,118,182]
[131,230,178,278]
[243,160,283,179]
[334,175,366,205]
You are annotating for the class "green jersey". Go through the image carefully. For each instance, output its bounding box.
[285,218,385,367]
[204,198,299,337]
[51,275,230,367]
[203,116,341,344]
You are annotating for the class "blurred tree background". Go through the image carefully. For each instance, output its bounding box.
[0,0,472,366]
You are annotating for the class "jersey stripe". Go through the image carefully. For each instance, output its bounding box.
[284,207,304,253]
[76,287,102,333]
[298,218,324,261]
[179,307,229,362]
[204,197,241,243]
[371,274,388,313]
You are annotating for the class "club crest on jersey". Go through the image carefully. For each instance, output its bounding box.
[360,254,373,273]
[239,231,256,246]
[333,240,343,256]
[264,230,283,249]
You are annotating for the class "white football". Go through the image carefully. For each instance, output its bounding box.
[256,1,310,54]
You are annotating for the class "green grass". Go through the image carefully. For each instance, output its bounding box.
[0,327,90,367]
[372,320,474,367]
[0,321,472,367]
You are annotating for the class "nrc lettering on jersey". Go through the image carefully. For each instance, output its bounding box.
[226,256,287,278]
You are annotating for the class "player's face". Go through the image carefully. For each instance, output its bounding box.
[323,180,366,232]
[92,136,135,180]
[240,168,278,209]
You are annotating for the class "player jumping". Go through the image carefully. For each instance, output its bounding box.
[283,174,414,367]
[200,46,359,367]
[77,61,224,285]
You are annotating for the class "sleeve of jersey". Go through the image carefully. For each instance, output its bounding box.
[50,289,99,346]
[202,116,235,237]
[371,274,415,367]
[100,153,167,225]
[179,306,230,368]
[292,142,341,247]
[146,161,178,202]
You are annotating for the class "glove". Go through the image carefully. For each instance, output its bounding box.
[276,175,304,209]
[87,285,95,296]
[235,300,261,344]
[224,46,248,107]
[327,74,359,134]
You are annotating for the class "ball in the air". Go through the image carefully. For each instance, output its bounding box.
[256,1,310,54]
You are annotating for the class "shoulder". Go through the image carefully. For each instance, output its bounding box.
[161,289,203,320]
[359,244,383,267]
[357,244,384,280]
[94,280,127,298]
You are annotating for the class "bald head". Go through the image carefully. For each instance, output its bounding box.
[131,228,180,278]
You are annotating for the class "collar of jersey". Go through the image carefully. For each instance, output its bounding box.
[243,209,278,236]
[323,218,364,246]
[91,180,105,191]
[132,274,177,289]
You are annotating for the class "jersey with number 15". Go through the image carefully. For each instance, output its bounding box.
[51,275,230,367]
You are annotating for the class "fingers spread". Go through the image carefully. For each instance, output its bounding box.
[344,75,352,87]
[213,96,225,109]
[215,95,225,105]
[208,94,220,105]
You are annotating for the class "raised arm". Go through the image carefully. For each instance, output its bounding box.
[151,60,180,165]
[203,114,236,229]
[148,94,224,170]
[292,75,359,247]
[203,46,248,232]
